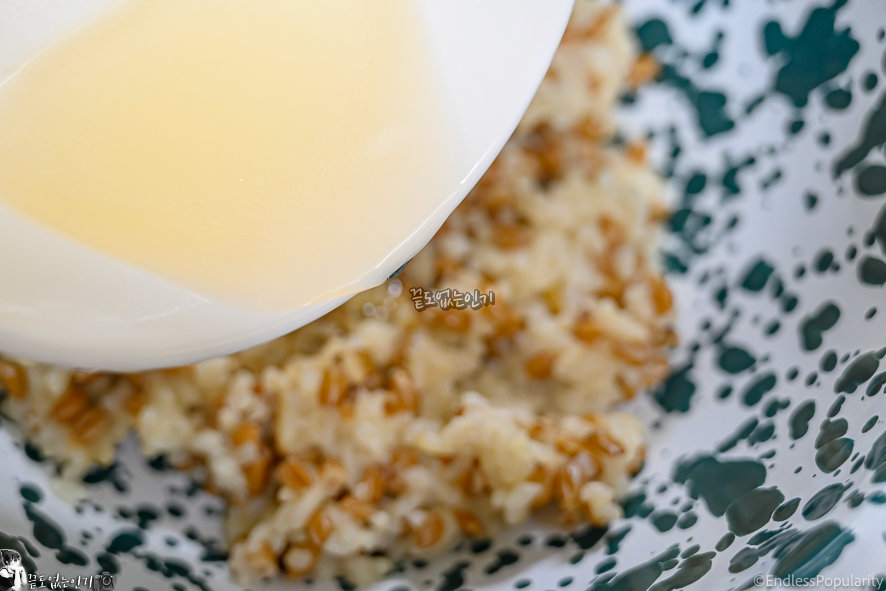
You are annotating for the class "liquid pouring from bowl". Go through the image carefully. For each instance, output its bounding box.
[0,0,575,371]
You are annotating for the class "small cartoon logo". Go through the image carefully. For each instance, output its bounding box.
[0,549,27,591]
[92,572,115,591]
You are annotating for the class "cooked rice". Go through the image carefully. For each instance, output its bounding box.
[0,2,673,586]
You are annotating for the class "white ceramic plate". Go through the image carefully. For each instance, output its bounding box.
[3,1,886,591]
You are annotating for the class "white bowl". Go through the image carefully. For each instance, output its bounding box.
[0,0,574,371]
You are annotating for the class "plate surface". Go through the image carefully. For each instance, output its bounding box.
[3,0,886,590]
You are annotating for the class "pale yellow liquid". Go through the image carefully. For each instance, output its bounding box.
[0,0,457,312]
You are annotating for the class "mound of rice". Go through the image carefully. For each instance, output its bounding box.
[0,2,672,585]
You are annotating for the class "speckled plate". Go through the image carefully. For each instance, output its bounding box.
[3,0,886,590]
